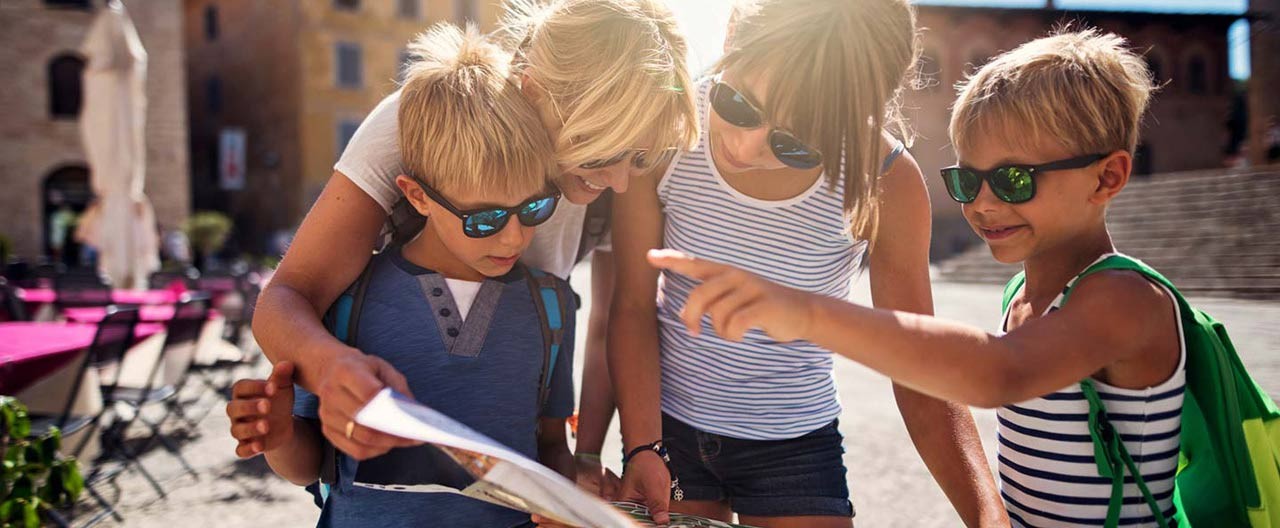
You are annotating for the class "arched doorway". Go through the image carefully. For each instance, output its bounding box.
[43,166,93,266]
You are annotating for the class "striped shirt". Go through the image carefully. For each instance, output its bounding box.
[998,254,1186,527]
[654,78,900,440]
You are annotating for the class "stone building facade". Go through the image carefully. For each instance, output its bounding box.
[1248,0,1279,166]
[905,6,1240,258]
[185,0,501,252]
[0,0,190,262]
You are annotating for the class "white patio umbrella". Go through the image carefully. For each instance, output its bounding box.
[74,0,159,289]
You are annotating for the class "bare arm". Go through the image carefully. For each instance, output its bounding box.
[575,250,616,457]
[865,151,1006,527]
[252,171,415,460]
[264,418,325,486]
[538,417,575,480]
[607,168,672,523]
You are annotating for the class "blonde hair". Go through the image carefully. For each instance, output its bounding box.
[500,0,699,169]
[716,0,920,240]
[950,27,1157,158]
[398,23,556,199]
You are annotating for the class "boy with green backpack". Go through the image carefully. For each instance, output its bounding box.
[646,28,1280,527]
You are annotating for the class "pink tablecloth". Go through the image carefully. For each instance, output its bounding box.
[15,288,180,306]
[0,322,163,395]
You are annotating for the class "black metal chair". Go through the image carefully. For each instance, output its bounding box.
[54,271,112,311]
[30,307,139,527]
[0,277,29,322]
[98,293,210,498]
[147,268,200,291]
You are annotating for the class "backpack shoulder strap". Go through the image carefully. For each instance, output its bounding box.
[1001,271,1027,315]
[1062,255,1172,527]
[524,267,569,412]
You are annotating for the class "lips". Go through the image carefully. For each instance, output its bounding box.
[978,225,1026,241]
[488,255,518,267]
[578,175,607,192]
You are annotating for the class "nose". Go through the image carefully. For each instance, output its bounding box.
[495,215,529,248]
[965,179,1003,216]
[731,127,773,165]
[594,161,631,194]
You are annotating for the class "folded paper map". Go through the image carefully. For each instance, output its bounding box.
[354,388,757,528]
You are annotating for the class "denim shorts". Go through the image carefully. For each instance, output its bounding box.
[662,413,855,518]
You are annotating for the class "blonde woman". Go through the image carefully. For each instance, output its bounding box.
[604,0,1008,526]
[246,0,698,490]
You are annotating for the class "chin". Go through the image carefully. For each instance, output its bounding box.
[986,245,1030,265]
[561,187,600,205]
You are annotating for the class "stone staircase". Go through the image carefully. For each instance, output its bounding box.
[935,166,1280,300]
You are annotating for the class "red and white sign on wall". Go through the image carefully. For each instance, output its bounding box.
[219,128,247,191]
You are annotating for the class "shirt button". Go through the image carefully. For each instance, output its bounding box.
[446,328,459,338]
[440,308,452,317]
[431,288,443,297]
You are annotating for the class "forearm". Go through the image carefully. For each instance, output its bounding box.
[894,385,1005,526]
[807,296,1023,408]
[575,328,614,455]
[264,418,325,486]
[607,308,664,451]
[253,282,359,393]
[539,441,575,480]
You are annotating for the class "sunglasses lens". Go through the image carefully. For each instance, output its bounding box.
[942,169,981,203]
[770,131,822,170]
[464,209,511,238]
[711,83,762,128]
[518,195,559,226]
[580,151,629,170]
[992,167,1034,203]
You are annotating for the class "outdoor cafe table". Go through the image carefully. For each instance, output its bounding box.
[0,321,164,395]
[15,288,181,306]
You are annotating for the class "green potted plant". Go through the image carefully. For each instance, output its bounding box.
[182,211,234,270]
[0,397,83,528]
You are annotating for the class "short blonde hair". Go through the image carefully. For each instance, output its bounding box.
[950,28,1157,158]
[398,23,556,198]
[716,0,920,241]
[500,0,699,169]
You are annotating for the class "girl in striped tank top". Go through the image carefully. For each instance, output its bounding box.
[608,0,1004,526]
[649,29,1180,527]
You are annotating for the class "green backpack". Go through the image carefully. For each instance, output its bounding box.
[1001,254,1280,527]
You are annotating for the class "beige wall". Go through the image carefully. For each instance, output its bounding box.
[0,0,189,261]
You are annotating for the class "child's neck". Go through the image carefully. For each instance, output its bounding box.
[1022,225,1116,311]
[401,225,485,282]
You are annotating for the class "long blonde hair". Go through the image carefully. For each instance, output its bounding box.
[500,0,699,168]
[717,0,919,241]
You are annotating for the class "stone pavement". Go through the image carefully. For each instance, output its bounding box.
[83,271,1280,527]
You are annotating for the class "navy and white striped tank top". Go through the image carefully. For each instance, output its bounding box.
[654,78,901,440]
[998,253,1186,527]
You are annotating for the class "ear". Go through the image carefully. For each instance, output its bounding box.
[1090,150,1132,205]
[519,70,543,104]
[395,175,433,216]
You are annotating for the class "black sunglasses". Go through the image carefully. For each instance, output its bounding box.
[579,148,678,171]
[709,79,823,170]
[416,180,561,239]
[939,154,1107,204]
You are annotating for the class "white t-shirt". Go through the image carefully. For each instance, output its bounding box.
[335,90,588,279]
[443,278,483,320]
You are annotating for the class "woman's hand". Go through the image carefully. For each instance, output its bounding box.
[647,249,819,343]
[574,454,622,499]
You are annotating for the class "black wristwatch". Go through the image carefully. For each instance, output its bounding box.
[622,441,684,501]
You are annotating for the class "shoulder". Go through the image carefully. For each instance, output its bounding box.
[1063,269,1174,327]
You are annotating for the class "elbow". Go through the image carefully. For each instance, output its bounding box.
[967,356,1031,409]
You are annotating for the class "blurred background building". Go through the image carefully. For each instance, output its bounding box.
[0,0,190,266]
[184,0,502,255]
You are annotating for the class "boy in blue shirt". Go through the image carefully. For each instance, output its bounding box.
[226,24,574,527]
